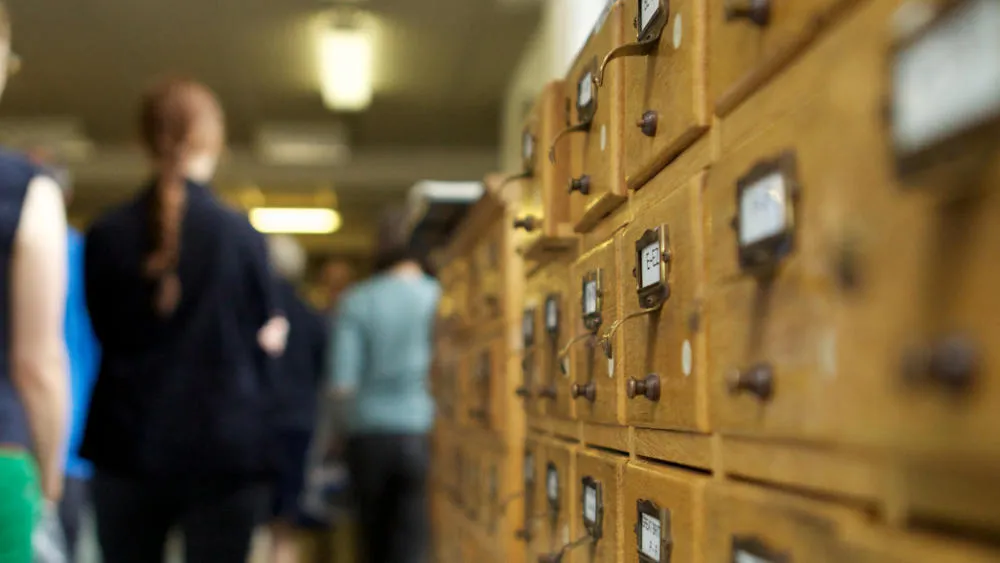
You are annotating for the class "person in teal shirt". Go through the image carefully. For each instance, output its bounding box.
[329,207,439,563]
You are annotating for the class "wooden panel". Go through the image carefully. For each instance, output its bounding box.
[621,173,709,432]
[581,422,632,455]
[561,2,629,233]
[570,236,625,425]
[515,80,579,257]
[843,523,1000,563]
[634,429,714,471]
[619,0,710,189]
[898,458,1000,536]
[570,449,628,563]
[704,481,868,563]
[708,0,862,116]
[540,440,580,560]
[623,462,709,563]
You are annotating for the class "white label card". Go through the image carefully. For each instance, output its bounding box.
[525,454,534,482]
[579,73,594,108]
[583,485,598,523]
[524,311,534,341]
[640,0,661,35]
[734,551,774,563]
[584,280,598,315]
[739,172,788,247]
[523,132,535,162]
[640,241,661,289]
[640,513,661,561]
[547,467,559,502]
[893,0,1000,154]
[546,299,558,331]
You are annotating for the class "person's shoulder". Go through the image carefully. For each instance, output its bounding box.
[87,198,139,243]
[0,149,39,183]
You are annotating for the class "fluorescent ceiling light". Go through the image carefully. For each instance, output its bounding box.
[250,207,342,234]
[319,26,374,112]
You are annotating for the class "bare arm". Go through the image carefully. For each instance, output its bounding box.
[11,175,69,501]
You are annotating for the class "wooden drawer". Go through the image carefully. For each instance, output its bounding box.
[556,1,628,233]
[610,0,710,189]
[708,0,860,116]
[621,173,709,432]
[561,448,627,563]
[704,481,867,563]
[513,80,578,257]
[470,223,506,327]
[462,443,484,525]
[843,524,1000,563]
[522,438,550,560]
[529,257,578,421]
[569,236,624,425]
[463,336,507,433]
[623,462,709,563]
[540,440,580,560]
[433,338,465,421]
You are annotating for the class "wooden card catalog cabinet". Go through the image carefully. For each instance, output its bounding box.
[708,0,860,116]
[568,237,624,425]
[704,482,866,563]
[624,462,709,563]
[621,174,708,432]
[889,0,1000,192]
[551,2,628,233]
[512,81,577,257]
[596,0,710,189]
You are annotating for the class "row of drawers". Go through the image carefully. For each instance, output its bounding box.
[507,0,1000,461]
[433,435,1000,563]
[513,0,1000,251]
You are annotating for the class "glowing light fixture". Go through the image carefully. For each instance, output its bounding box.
[250,207,342,234]
[319,24,374,112]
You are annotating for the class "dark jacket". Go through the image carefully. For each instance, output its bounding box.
[272,279,327,431]
[82,180,281,478]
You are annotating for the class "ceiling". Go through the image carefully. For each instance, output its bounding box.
[1,0,540,256]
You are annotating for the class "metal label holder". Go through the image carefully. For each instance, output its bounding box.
[732,151,800,274]
[581,269,604,333]
[581,476,605,540]
[634,225,673,309]
[731,535,790,563]
[636,499,673,563]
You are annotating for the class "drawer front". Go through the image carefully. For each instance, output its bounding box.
[623,462,709,563]
[704,482,865,563]
[843,525,1000,563]
[708,0,858,116]
[462,444,484,524]
[471,223,506,326]
[622,174,709,432]
[522,439,549,558]
[536,258,578,421]
[561,2,628,233]
[464,337,506,432]
[619,0,710,189]
[570,237,624,425]
[433,339,465,421]
[541,441,579,558]
[523,276,548,418]
[569,449,628,563]
[515,80,575,251]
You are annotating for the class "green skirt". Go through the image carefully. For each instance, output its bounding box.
[0,450,41,563]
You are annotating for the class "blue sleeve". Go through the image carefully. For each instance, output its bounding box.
[329,292,365,392]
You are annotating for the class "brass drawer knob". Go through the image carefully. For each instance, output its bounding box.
[569,176,591,196]
[636,111,658,137]
[726,363,774,400]
[515,386,532,398]
[538,385,558,400]
[513,215,539,232]
[627,373,662,401]
[538,554,561,563]
[468,408,489,420]
[515,528,534,542]
[903,336,978,391]
[724,0,770,26]
[571,381,597,402]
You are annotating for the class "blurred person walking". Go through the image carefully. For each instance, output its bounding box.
[0,3,72,561]
[265,235,328,563]
[82,77,288,563]
[318,259,353,315]
[328,208,439,563]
